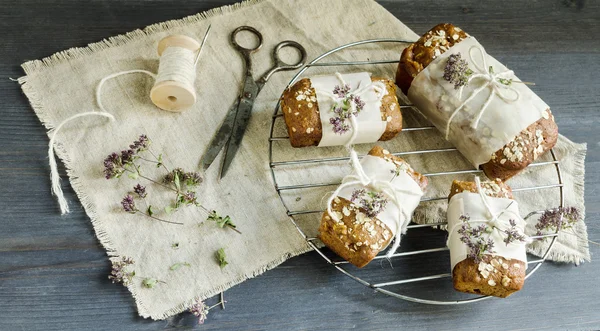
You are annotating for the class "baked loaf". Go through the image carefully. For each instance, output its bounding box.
[396,23,558,181]
[448,179,526,298]
[280,77,402,147]
[318,146,427,268]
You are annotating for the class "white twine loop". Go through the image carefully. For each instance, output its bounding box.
[49,112,115,214]
[445,46,520,139]
[446,177,532,250]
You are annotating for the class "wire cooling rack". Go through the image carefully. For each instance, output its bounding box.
[268,39,564,304]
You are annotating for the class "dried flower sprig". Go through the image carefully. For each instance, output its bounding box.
[443,53,473,89]
[121,188,184,225]
[457,215,496,264]
[189,294,227,325]
[350,188,388,218]
[108,256,166,290]
[190,300,209,324]
[535,207,580,236]
[328,84,365,135]
[108,256,136,286]
[104,134,236,231]
[503,219,527,246]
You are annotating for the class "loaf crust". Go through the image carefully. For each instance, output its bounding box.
[397,23,558,181]
[448,179,525,298]
[318,146,427,268]
[280,77,402,148]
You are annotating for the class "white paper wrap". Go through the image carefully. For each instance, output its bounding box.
[447,192,527,270]
[336,155,423,237]
[312,72,387,147]
[407,37,549,167]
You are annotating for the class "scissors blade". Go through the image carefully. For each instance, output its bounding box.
[200,100,240,171]
[220,79,260,178]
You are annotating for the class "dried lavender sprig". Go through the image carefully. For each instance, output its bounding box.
[349,188,388,218]
[108,256,135,285]
[121,193,183,225]
[503,218,527,246]
[443,53,473,89]
[535,207,580,236]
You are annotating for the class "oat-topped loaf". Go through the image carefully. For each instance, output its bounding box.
[280,72,402,148]
[319,146,427,268]
[396,23,558,181]
[447,178,527,298]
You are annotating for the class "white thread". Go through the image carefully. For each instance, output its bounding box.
[446,176,531,249]
[154,46,197,87]
[49,112,115,214]
[445,45,520,140]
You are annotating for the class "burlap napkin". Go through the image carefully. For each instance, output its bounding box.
[19,0,588,320]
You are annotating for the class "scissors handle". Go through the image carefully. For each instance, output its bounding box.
[231,26,263,75]
[258,40,307,85]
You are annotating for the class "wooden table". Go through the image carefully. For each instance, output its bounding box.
[1,1,598,330]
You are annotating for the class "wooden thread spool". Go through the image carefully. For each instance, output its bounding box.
[150,35,200,112]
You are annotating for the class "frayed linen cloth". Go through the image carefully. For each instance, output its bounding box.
[19,0,588,320]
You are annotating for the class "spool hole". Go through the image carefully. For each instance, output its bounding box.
[168,96,178,102]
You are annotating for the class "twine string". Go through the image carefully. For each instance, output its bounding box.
[445,45,520,140]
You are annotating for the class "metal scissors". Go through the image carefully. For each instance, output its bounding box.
[200,26,307,178]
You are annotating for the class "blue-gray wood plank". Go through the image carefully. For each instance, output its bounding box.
[1,0,598,330]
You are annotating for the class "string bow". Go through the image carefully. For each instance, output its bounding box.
[445,46,520,140]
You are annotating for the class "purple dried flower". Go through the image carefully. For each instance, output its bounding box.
[133,184,147,198]
[333,84,351,98]
[189,300,209,324]
[129,134,150,151]
[330,117,350,134]
[121,194,136,213]
[535,206,580,236]
[457,214,495,263]
[120,149,135,164]
[183,171,203,186]
[182,191,197,204]
[352,95,365,110]
[108,256,135,285]
[349,189,388,218]
[327,83,368,135]
[164,168,185,184]
[350,189,366,203]
[103,152,123,179]
[443,53,473,89]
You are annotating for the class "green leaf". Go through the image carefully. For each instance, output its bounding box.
[171,243,180,249]
[165,206,173,214]
[128,172,139,180]
[170,262,191,271]
[142,278,158,288]
[147,205,154,217]
[216,248,228,269]
[174,172,181,191]
[207,211,236,230]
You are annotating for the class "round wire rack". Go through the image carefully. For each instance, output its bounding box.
[268,39,563,304]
